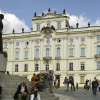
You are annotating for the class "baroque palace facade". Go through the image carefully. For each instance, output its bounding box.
[2,9,100,86]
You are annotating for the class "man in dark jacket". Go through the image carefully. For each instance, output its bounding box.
[92,77,99,95]
[14,81,28,100]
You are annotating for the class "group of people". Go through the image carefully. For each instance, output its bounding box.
[14,70,54,100]
[14,81,41,100]
[63,76,76,91]
[84,77,100,95]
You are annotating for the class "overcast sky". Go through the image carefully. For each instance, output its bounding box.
[0,0,100,33]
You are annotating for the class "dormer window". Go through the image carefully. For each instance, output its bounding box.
[57,21,61,30]
[36,24,40,31]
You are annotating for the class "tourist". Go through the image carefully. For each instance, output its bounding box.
[30,87,41,100]
[14,81,28,100]
[63,77,69,91]
[92,77,99,95]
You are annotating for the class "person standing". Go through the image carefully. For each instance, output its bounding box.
[92,77,99,95]
[63,77,69,91]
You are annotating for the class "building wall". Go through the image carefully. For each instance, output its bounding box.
[2,12,100,86]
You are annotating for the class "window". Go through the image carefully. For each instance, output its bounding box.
[34,48,39,58]
[69,63,73,71]
[80,75,85,84]
[80,63,85,70]
[46,48,50,57]
[3,42,7,49]
[96,45,100,55]
[25,41,29,46]
[24,64,28,72]
[15,64,18,72]
[35,64,39,72]
[15,49,19,60]
[56,47,60,57]
[70,38,73,43]
[46,39,50,44]
[56,63,60,71]
[45,64,49,71]
[57,21,61,29]
[16,41,19,46]
[80,48,85,57]
[24,49,28,59]
[69,48,74,57]
[96,35,100,41]
[36,24,40,31]
[97,61,100,70]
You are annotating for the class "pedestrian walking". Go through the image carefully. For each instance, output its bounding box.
[92,77,99,95]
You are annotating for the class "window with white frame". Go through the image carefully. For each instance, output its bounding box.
[69,62,73,71]
[46,48,50,57]
[35,64,39,72]
[24,64,28,72]
[45,64,49,71]
[36,24,40,31]
[57,21,61,29]
[16,41,19,46]
[15,49,20,60]
[80,63,85,70]
[96,45,100,55]
[56,47,60,57]
[24,49,28,59]
[3,42,7,49]
[56,63,60,71]
[97,61,100,70]
[96,35,100,41]
[69,48,74,57]
[34,48,39,58]
[80,47,85,57]
[15,64,18,72]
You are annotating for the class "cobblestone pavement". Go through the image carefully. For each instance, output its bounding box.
[54,87,100,100]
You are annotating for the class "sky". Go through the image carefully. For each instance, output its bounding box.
[0,0,100,33]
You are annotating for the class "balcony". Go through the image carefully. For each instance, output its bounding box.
[34,57,40,60]
[95,54,100,58]
[43,56,52,61]
[55,56,61,60]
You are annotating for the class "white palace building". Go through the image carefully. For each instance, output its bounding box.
[3,9,100,86]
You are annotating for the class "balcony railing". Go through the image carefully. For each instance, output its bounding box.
[34,57,40,60]
[95,54,100,58]
[55,56,61,60]
[43,57,52,60]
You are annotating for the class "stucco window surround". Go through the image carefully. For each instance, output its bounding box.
[80,44,86,57]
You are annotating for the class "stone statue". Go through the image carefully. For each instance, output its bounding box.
[0,14,4,53]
